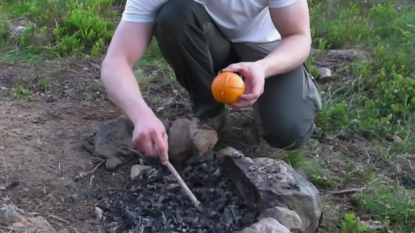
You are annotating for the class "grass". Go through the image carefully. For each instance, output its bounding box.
[0,0,119,61]
[1,0,415,232]
[307,1,415,232]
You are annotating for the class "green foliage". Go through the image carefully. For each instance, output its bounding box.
[1,0,118,57]
[310,0,415,139]
[1,0,415,232]
[316,102,349,131]
[11,85,32,99]
[356,185,415,232]
[0,15,8,41]
[308,1,415,231]
[341,213,369,233]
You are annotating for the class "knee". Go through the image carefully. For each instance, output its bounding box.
[156,0,197,32]
[261,119,314,150]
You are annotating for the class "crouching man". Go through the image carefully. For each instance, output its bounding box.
[100,0,322,167]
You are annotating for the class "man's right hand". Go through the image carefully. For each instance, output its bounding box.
[100,21,168,163]
[132,112,169,165]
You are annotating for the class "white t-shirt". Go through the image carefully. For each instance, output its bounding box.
[121,0,300,43]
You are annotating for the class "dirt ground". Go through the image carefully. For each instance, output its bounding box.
[0,59,274,232]
[0,52,368,232]
[0,96,128,231]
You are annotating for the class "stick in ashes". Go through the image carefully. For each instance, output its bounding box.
[166,162,202,210]
[154,145,202,210]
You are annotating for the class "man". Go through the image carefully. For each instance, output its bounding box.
[101,0,322,167]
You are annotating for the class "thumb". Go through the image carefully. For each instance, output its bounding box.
[222,63,242,72]
[153,138,169,165]
[159,153,169,165]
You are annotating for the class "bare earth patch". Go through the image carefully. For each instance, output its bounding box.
[0,59,270,232]
[0,48,408,232]
[0,97,126,232]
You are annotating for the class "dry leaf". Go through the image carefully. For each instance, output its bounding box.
[12,222,25,228]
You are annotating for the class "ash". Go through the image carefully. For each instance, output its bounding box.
[99,160,257,233]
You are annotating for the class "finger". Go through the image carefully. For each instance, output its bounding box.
[153,133,169,165]
[162,131,169,147]
[238,93,256,102]
[132,135,146,154]
[230,100,251,109]
[222,63,242,73]
[142,135,156,157]
[239,84,262,102]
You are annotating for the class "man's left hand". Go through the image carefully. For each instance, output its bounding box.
[222,61,266,109]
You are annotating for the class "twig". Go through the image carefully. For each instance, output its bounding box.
[327,178,379,195]
[74,160,105,181]
[153,146,201,210]
[87,60,101,71]
[90,160,105,174]
[1,153,8,186]
[57,162,61,176]
[89,175,95,188]
[48,214,69,224]
[327,188,363,195]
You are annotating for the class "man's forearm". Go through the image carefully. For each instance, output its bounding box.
[101,61,154,123]
[257,34,311,78]
[100,21,155,124]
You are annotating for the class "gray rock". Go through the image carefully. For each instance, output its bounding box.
[252,157,275,167]
[94,116,171,170]
[188,121,218,160]
[259,206,304,233]
[318,67,332,83]
[0,204,20,226]
[0,204,54,231]
[318,67,332,78]
[167,118,193,165]
[95,207,103,221]
[222,156,323,233]
[94,118,134,170]
[215,146,245,162]
[242,218,290,233]
[130,164,152,180]
[168,118,220,166]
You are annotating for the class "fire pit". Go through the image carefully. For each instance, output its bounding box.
[98,158,257,232]
[90,118,323,233]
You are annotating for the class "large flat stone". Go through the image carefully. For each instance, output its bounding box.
[167,118,193,165]
[259,206,304,233]
[242,217,290,233]
[222,156,322,233]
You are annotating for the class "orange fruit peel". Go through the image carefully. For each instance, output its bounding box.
[211,71,245,104]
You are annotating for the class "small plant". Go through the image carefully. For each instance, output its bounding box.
[2,0,118,58]
[11,85,32,99]
[341,213,369,233]
[356,185,415,232]
[37,77,51,91]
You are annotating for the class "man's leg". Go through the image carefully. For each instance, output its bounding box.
[154,0,236,130]
[233,42,322,150]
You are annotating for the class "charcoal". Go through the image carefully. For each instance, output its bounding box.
[99,160,258,232]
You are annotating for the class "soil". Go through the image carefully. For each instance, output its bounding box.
[0,58,269,232]
[0,51,376,232]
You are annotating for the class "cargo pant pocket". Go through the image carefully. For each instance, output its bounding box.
[303,65,322,112]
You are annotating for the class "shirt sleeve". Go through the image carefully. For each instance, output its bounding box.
[268,0,300,8]
[121,0,168,23]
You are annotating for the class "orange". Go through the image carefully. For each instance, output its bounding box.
[211,72,245,104]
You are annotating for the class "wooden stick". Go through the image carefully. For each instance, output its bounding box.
[154,145,201,209]
[166,162,201,209]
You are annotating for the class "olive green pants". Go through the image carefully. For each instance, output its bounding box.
[153,0,322,150]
